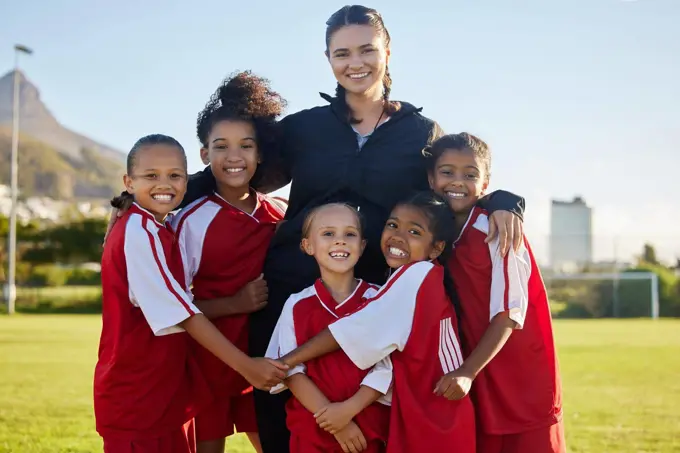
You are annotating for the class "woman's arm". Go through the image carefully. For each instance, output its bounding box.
[478,190,525,220]
[179,166,217,209]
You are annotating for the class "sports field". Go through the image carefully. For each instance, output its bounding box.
[0,315,678,453]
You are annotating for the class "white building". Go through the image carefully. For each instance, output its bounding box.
[550,196,593,271]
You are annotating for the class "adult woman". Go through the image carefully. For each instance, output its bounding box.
[182,6,524,452]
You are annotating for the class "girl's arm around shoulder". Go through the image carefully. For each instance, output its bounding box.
[328,261,435,370]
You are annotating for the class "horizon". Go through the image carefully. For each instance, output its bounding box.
[1,0,679,265]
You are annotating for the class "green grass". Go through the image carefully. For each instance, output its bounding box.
[0,316,679,453]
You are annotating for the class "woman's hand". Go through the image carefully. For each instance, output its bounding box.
[486,211,523,256]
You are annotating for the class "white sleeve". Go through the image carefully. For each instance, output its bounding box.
[265,295,306,394]
[360,355,393,396]
[172,205,215,291]
[489,236,531,328]
[174,219,199,291]
[125,216,200,336]
[329,261,434,370]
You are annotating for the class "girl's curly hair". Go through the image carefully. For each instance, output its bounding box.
[196,71,287,187]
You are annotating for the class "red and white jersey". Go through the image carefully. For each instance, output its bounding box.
[329,262,476,453]
[94,203,210,441]
[171,191,285,398]
[449,206,563,434]
[266,279,391,448]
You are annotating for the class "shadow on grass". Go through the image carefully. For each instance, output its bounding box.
[0,301,102,315]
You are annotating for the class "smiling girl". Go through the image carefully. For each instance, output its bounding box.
[170,72,288,453]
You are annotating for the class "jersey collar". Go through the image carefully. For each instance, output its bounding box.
[313,278,366,319]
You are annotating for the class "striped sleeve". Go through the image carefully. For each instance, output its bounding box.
[170,196,212,290]
[266,293,307,394]
[330,262,432,370]
[125,215,199,336]
[489,235,531,328]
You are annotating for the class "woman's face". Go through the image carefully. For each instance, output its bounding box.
[327,24,390,97]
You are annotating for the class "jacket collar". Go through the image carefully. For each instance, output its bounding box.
[319,92,422,123]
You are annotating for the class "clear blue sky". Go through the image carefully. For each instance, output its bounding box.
[2,0,679,264]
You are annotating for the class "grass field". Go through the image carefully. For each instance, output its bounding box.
[0,316,679,453]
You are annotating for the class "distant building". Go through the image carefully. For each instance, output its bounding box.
[550,196,593,271]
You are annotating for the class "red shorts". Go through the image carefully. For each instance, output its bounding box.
[290,435,386,453]
[194,391,258,442]
[103,419,196,453]
[477,421,566,453]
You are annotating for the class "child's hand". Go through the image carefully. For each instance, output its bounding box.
[234,274,268,313]
[434,369,474,400]
[242,357,288,392]
[314,401,355,434]
[334,421,367,453]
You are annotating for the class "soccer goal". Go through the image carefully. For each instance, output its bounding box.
[544,272,659,319]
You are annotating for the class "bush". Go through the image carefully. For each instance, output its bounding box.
[27,266,69,287]
[65,268,101,285]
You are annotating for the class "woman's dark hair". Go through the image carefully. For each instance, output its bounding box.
[196,71,287,185]
[110,134,186,209]
[423,132,492,180]
[395,191,461,312]
[325,5,400,124]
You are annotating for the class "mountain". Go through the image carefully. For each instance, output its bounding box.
[0,70,124,199]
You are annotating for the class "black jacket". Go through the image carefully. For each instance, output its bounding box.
[183,94,525,287]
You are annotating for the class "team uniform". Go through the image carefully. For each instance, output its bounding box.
[328,261,476,453]
[449,206,565,453]
[172,191,285,442]
[95,203,211,453]
[266,280,392,453]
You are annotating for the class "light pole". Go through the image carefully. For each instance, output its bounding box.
[5,44,33,314]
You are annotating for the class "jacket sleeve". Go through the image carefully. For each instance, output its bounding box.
[179,166,216,210]
[477,190,526,221]
[251,115,293,194]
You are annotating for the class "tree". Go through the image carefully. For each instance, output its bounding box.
[640,243,660,266]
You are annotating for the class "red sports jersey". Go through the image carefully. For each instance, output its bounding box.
[267,279,391,451]
[329,262,476,453]
[172,192,285,398]
[94,203,210,441]
[449,206,563,434]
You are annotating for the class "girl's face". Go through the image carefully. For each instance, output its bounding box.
[428,148,489,215]
[327,24,390,97]
[381,204,445,269]
[201,120,259,192]
[301,205,366,276]
[123,144,187,221]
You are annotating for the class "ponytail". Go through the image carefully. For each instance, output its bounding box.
[382,66,399,116]
[110,191,134,210]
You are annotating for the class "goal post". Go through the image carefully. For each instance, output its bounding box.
[544,272,659,319]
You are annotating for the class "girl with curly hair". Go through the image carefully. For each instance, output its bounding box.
[168,71,289,453]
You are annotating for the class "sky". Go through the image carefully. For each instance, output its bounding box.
[2,0,679,265]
